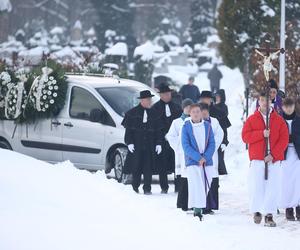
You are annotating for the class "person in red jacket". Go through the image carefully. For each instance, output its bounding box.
[242,92,289,227]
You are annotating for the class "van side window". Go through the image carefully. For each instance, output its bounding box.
[69,87,115,127]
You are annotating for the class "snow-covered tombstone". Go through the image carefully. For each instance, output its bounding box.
[70,20,83,46]
[104,42,128,77]
[133,41,155,86]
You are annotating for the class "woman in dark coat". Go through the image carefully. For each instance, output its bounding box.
[215,89,231,175]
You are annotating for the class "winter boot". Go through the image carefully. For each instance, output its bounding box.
[133,187,139,194]
[296,206,300,221]
[161,189,168,194]
[253,212,262,224]
[203,209,215,215]
[193,208,203,221]
[264,214,276,227]
[285,208,295,221]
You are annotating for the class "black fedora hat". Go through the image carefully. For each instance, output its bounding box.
[200,90,213,99]
[157,83,173,93]
[137,90,155,99]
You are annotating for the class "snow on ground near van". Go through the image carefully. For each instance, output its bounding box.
[1,66,300,250]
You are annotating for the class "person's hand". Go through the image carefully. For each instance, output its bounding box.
[155,145,162,155]
[263,129,270,138]
[220,144,227,152]
[199,158,206,167]
[264,154,273,163]
[128,144,135,153]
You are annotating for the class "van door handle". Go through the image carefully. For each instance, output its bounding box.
[64,122,74,128]
[52,121,61,126]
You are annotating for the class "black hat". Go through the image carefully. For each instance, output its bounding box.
[182,98,194,109]
[137,90,155,99]
[157,83,173,93]
[269,79,278,90]
[200,90,213,99]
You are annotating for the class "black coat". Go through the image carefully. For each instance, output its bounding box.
[151,99,182,174]
[121,104,162,174]
[210,104,231,145]
[179,84,201,103]
[208,67,223,88]
[291,115,300,159]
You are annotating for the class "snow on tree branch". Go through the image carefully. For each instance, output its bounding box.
[0,0,12,12]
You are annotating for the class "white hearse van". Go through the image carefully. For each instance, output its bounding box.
[0,74,159,181]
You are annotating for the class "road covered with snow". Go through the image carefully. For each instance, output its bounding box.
[1,66,300,250]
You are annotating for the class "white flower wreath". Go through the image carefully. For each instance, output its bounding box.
[0,71,12,108]
[4,82,27,119]
[27,67,59,113]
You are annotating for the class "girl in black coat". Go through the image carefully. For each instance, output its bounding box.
[215,89,231,175]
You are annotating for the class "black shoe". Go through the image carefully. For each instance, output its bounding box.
[296,206,300,221]
[203,209,214,215]
[194,212,203,221]
[161,189,168,194]
[254,212,262,224]
[144,191,152,195]
[285,208,295,221]
[264,214,276,227]
[133,187,139,194]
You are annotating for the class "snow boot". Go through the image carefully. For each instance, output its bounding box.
[285,208,295,221]
[296,206,300,221]
[264,214,276,227]
[161,189,168,194]
[193,209,203,221]
[253,212,262,224]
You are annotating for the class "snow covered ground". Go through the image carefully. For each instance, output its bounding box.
[1,66,300,250]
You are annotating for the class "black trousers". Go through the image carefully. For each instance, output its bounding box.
[206,177,219,210]
[132,149,152,192]
[158,141,175,191]
[218,148,228,175]
[177,177,189,211]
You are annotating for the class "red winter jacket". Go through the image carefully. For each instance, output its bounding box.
[242,110,289,162]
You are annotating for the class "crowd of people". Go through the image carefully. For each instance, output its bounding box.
[121,69,300,226]
[121,69,231,221]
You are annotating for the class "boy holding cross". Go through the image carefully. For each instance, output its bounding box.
[242,92,289,227]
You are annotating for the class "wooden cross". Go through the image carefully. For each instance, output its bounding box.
[253,33,285,180]
[254,33,285,81]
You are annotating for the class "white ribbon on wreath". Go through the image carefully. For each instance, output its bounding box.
[4,82,25,119]
[28,67,53,112]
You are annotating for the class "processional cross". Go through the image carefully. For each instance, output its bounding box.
[254,33,285,180]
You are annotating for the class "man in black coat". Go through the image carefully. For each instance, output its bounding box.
[122,90,162,195]
[152,83,182,193]
[179,76,201,103]
[208,64,223,93]
[200,90,231,175]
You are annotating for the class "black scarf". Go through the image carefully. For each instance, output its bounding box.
[283,111,296,121]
